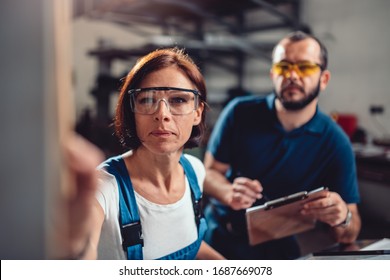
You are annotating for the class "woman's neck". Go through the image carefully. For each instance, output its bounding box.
[123,148,185,204]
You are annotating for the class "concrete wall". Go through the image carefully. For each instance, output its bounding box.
[302,0,390,139]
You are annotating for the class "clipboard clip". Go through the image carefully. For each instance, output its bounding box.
[264,186,327,210]
[265,191,307,210]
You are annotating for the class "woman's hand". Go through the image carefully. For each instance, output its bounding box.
[52,134,104,259]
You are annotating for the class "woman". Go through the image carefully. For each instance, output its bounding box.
[65,48,224,260]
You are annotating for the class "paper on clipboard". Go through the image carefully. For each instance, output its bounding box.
[245,187,328,246]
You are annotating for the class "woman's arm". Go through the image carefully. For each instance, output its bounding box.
[53,134,105,259]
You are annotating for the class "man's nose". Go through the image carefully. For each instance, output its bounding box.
[284,66,300,79]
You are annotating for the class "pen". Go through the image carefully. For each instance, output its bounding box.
[234,171,270,202]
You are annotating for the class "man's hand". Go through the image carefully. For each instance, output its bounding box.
[300,191,348,226]
[203,152,263,210]
[228,177,263,210]
[300,190,361,243]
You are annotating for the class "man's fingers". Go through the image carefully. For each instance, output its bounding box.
[233,178,262,199]
[233,184,260,200]
[231,192,256,210]
[301,191,349,226]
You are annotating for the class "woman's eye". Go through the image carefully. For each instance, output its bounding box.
[170,97,188,104]
[138,97,154,104]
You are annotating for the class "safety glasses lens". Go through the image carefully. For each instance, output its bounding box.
[272,62,321,77]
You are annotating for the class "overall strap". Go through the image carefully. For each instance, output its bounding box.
[101,154,203,260]
[179,155,202,227]
[100,156,144,260]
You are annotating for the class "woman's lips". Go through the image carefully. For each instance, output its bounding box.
[151,130,172,137]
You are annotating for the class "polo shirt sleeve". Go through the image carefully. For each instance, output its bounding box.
[326,140,360,204]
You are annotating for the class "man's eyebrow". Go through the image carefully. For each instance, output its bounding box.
[278,60,315,64]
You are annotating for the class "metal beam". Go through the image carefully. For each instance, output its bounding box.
[250,0,299,27]
[152,0,242,34]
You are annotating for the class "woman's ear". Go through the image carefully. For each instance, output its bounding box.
[193,102,204,126]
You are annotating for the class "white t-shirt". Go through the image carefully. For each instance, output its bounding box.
[95,153,205,260]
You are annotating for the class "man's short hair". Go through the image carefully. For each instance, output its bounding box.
[274,31,328,69]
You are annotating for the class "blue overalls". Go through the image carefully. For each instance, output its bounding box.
[100,154,207,260]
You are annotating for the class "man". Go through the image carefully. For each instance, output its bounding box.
[203,31,361,259]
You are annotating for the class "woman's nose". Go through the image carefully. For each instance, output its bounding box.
[154,99,171,118]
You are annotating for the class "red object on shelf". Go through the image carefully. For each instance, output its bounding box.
[332,113,358,140]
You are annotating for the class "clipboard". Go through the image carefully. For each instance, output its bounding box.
[245,187,328,246]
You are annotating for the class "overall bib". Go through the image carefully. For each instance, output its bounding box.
[101,154,207,260]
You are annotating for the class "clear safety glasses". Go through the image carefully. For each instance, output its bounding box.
[129,87,200,115]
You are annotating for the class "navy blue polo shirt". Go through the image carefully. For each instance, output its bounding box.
[207,94,360,204]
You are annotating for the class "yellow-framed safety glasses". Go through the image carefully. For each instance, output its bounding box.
[272,61,323,78]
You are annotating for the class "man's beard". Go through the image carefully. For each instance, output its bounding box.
[275,80,321,111]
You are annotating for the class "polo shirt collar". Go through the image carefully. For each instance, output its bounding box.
[267,93,325,135]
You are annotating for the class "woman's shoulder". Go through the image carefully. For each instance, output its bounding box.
[97,167,116,182]
[182,153,206,191]
[183,153,204,170]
